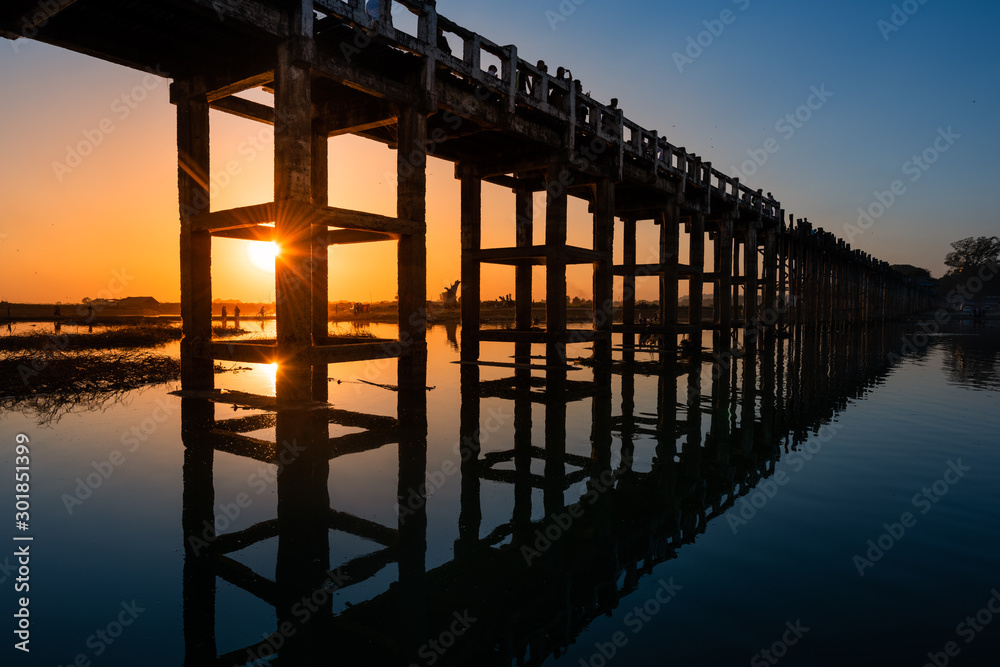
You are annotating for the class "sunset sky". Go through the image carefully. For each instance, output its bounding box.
[1,0,997,304]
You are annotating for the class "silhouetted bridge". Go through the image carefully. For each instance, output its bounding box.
[3,3,934,664]
[2,0,931,394]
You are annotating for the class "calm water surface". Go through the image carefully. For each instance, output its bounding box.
[1,321,998,666]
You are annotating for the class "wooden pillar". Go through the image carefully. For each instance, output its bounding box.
[545,162,568,366]
[274,37,314,403]
[397,106,427,344]
[762,227,777,330]
[593,178,615,351]
[460,170,481,360]
[716,214,733,331]
[743,222,758,331]
[515,184,533,330]
[311,131,329,343]
[311,130,329,401]
[777,232,787,331]
[623,218,637,350]
[178,95,213,390]
[689,212,705,333]
[659,202,679,340]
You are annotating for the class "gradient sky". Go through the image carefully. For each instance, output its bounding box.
[1,0,997,304]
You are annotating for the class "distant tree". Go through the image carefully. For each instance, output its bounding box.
[944,236,1000,276]
[81,297,91,303]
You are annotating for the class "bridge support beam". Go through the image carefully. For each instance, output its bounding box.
[460,171,481,361]
[714,213,734,333]
[178,95,214,391]
[515,184,533,330]
[545,163,569,367]
[688,211,705,340]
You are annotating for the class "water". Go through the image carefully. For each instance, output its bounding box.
[1,321,998,666]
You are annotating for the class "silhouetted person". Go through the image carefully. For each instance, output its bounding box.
[258,306,266,319]
[233,305,240,323]
[53,305,61,319]
[533,60,548,98]
[221,305,227,326]
[487,64,498,77]
[87,303,94,321]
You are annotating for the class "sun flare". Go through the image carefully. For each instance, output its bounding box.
[247,241,280,273]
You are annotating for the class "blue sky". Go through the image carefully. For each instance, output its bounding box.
[0,0,997,302]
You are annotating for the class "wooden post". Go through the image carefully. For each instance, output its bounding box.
[777,232,787,331]
[717,214,733,331]
[515,184,533,330]
[593,178,615,344]
[311,131,329,344]
[762,226,776,330]
[545,162,568,366]
[397,106,428,345]
[178,95,213,390]
[689,212,705,333]
[743,222,758,332]
[659,202,679,341]
[311,130,329,401]
[623,218,637,351]
[460,169,481,361]
[274,36,314,403]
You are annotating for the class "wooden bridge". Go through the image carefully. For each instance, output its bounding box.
[3,0,931,398]
[4,3,934,663]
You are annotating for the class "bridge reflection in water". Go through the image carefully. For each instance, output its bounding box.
[179,326,906,666]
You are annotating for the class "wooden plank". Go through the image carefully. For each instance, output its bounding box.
[311,341,404,364]
[209,95,275,124]
[326,229,397,244]
[193,202,423,235]
[211,224,275,241]
[192,203,276,233]
[452,360,581,371]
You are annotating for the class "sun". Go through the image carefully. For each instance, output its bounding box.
[247,241,280,273]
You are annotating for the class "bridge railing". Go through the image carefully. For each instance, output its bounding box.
[314,0,784,220]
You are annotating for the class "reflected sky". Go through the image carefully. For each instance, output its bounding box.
[0,323,998,665]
